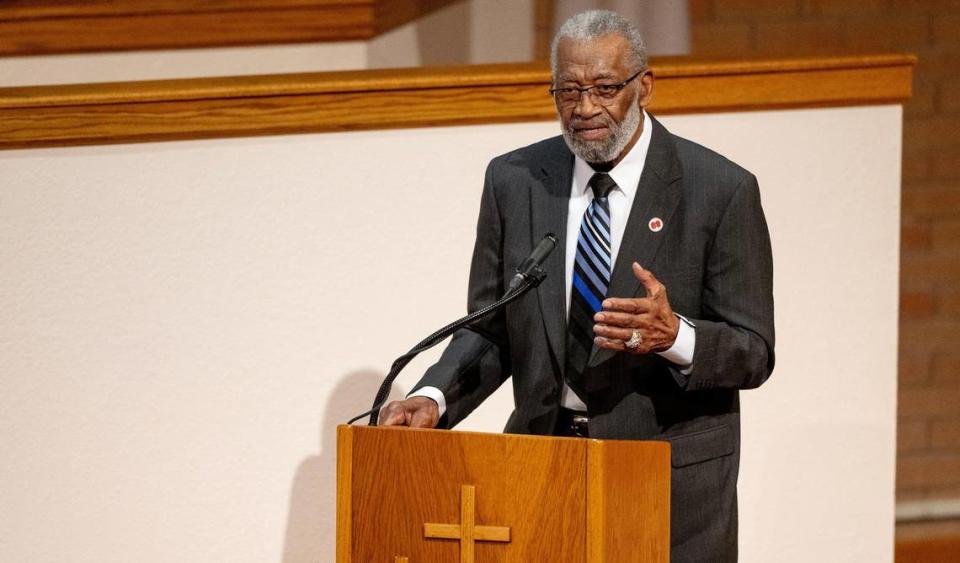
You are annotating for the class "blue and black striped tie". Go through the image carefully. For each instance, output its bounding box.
[566,172,617,398]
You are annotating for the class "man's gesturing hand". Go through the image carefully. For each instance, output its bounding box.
[379,396,440,428]
[593,262,680,355]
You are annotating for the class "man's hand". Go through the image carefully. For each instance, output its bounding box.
[379,396,440,428]
[593,262,680,354]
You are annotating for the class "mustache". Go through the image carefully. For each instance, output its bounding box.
[567,116,613,131]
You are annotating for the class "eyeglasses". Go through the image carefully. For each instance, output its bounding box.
[549,70,644,106]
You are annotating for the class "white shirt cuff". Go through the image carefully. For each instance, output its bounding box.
[656,314,695,375]
[408,386,447,418]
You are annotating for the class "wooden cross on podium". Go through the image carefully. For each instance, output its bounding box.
[423,485,511,563]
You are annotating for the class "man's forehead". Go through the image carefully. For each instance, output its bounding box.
[554,34,631,81]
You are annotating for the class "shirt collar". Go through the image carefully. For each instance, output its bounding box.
[573,109,652,198]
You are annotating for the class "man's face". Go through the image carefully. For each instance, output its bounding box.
[553,34,653,165]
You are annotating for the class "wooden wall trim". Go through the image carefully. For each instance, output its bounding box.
[896,535,960,563]
[0,54,915,150]
[0,0,458,56]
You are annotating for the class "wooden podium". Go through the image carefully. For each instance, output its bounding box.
[337,425,670,562]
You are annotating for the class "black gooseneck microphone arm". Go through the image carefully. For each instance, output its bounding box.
[345,272,544,426]
[346,234,558,426]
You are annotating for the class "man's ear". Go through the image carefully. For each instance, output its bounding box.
[639,71,655,109]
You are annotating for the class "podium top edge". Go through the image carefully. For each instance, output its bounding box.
[336,424,672,446]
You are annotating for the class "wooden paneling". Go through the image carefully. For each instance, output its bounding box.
[587,440,670,563]
[336,425,354,563]
[341,426,588,562]
[337,426,670,563]
[0,0,459,56]
[0,54,915,150]
[1,1,337,19]
[337,425,671,562]
[652,57,915,114]
[896,534,960,563]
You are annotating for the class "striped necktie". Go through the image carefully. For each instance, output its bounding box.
[566,172,617,399]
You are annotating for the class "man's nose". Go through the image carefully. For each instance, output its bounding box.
[573,91,602,118]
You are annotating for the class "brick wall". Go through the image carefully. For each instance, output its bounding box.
[688,0,960,503]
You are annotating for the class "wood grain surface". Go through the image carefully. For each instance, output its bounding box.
[0,0,458,55]
[587,440,671,563]
[422,485,511,563]
[336,425,354,563]
[342,425,588,563]
[337,425,673,562]
[0,54,914,150]
[895,534,960,563]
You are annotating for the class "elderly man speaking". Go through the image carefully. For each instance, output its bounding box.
[381,9,775,562]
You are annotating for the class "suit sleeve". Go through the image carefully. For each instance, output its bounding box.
[674,172,775,391]
[412,159,513,428]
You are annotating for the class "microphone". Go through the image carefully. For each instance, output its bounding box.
[347,233,558,426]
[507,234,558,293]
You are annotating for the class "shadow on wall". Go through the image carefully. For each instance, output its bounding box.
[368,0,471,68]
[280,369,409,563]
[417,1,471,66]
[553,0,690,56]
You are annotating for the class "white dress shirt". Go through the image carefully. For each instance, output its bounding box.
[412,111,695,417]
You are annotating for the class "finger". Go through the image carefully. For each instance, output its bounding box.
[593,322,638,342]
[594,310,652,328]
[597,333,654,355]
[410,408,436,429]
[379,403,408,426]
[602,297,655,314]
[594,335,627,351]
[633,263,663,298]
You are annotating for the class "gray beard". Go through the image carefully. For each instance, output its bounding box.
[561,102,642,165]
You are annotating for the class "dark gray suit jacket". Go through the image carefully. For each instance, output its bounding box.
[416,116,775,562]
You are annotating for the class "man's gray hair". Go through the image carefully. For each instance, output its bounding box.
[550,10,647,77]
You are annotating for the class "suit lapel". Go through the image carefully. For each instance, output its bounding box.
[589,117,683,368]
[531,142,573,372]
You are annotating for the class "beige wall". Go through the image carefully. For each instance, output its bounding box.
[0,105,901,562]
[0,42,368,87]
[0,0,536,87]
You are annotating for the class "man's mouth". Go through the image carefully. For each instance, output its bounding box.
[573,126,609,141]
